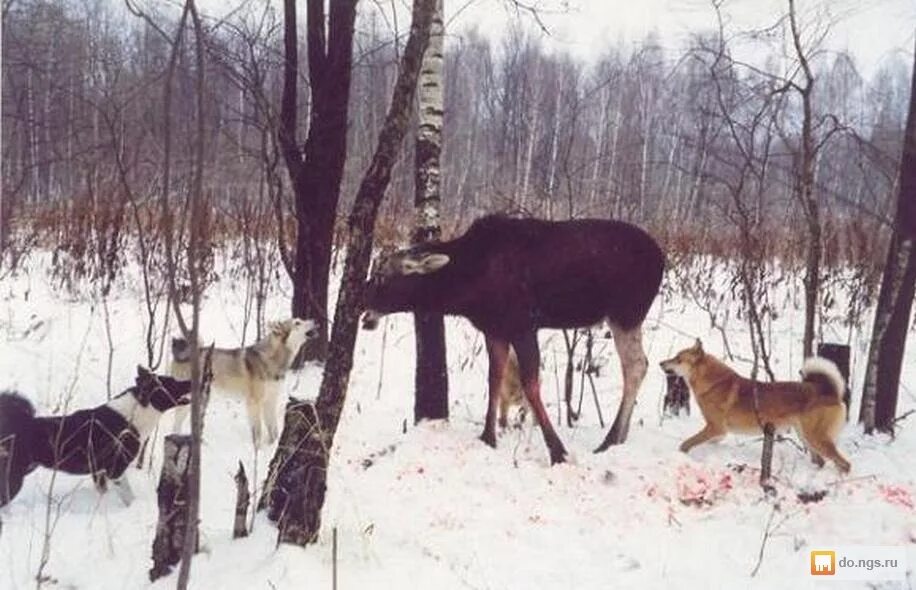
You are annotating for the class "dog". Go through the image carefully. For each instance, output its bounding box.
[0,366,191,507]
[170,318,318,446]
[660,339,850,473]
[498,347,528,428]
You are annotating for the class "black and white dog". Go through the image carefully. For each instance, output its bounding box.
[0,366,191,507]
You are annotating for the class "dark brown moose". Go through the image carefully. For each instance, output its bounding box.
[363,215,665,464]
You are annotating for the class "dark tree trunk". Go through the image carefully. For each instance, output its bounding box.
[817,343,851,418]
[261,400,326,545]
[149,435,192,582]
[263,0,437,546]
[258,399,315,516]
[861,41,916,434]
[873,253,916,432]
[280,0,358,361]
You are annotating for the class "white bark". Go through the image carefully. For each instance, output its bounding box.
[414,0,444,238]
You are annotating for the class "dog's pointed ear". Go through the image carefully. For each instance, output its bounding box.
[694,338,704,352]
[136,365,153,383]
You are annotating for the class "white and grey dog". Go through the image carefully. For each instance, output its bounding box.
[170,318,319,446]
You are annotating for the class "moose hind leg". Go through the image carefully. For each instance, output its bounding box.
[596,322,648,452]
[513,332,567,465]
[481,336,509,448]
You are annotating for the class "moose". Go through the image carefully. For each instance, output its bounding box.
[362,215,665,464]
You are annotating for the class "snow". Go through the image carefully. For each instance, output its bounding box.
[1,255,915,589]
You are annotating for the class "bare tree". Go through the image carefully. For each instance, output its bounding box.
[787,0,824,359]
[860,39,916,434]
[278,0,357,360]
[128,0,212,585]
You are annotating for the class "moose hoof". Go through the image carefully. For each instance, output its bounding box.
[594,429,627,453]
[479,431,497,449]
[549,449,568,465]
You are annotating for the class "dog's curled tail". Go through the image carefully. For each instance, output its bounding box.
[0,391,35,433]
[801,357,845,400]
[172,337,192,363]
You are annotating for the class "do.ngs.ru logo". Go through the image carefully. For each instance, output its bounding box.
[809,547,906,580]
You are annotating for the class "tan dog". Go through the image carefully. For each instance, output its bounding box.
[498,347,528,428]
[660,340,850,473]
[170,318,318,446]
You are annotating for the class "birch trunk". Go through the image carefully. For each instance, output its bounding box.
[413,0,449,422]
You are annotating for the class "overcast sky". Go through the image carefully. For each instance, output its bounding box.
[182,0,915,76]
[430,0,915,75]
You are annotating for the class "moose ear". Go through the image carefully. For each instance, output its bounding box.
[401,253,450,275]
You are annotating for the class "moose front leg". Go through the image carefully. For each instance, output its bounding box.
[513,331,568,465]
[480,335,510,448]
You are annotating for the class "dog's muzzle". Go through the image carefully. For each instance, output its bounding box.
[362,310,382,330]
[659,363,675,376]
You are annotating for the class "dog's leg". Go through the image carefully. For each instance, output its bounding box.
[172,404,189,435]
[800,408,850,473]
[803,435,850,474]
[481,335,509,448]
[498,390,510,429]
[597,322,649,451]
[111,476,135,506]
[811,439,850,474]
[93,471,109,495]
[246,383,264,448]
[810,451,826,468]
[795,426,826,467]
[517,404,528,427]
[263,383,281,445]
[679,424,727,453]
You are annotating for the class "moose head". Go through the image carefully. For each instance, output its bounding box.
[362,248,451,330]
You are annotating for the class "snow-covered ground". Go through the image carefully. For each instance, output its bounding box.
[1,256,914,589]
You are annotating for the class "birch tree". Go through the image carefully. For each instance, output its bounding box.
[413,0,449,422]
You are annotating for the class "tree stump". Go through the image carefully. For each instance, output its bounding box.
[260,398,328,546]
[817,343,851,418]
[663,374,690,417]
[233,461,250,539]
[149,435,192,582]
